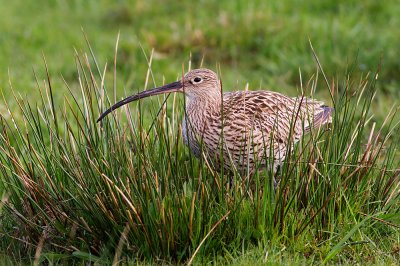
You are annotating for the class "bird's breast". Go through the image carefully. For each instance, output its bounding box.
[181,115,203,158]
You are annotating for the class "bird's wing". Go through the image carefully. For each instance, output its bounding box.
[223,91,332,142]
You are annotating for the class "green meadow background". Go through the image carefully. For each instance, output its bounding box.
[1,0,399,106]
[0,0,399,264]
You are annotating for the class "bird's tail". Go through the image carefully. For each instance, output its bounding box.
[304,105,333,132]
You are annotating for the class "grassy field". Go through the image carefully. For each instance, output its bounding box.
[1,0,399,264]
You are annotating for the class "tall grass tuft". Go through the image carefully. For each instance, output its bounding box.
[0,41,399,264]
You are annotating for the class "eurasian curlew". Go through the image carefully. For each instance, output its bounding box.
[97,68,333,175]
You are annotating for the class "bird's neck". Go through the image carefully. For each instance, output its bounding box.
[184,95,222,134]
[185,95,222,116]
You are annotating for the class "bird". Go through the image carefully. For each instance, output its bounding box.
[97,68,333,176]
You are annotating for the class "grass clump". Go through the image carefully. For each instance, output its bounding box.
[0,41,399,264]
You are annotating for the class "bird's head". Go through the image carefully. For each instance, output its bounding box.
[181,68,221,100]
[97,68,221,122]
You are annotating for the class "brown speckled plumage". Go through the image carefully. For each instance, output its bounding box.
[98,68,333,174]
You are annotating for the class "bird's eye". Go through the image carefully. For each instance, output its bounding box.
[192,77,202,84]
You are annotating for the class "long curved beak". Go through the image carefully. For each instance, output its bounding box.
[97,81,182,122]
